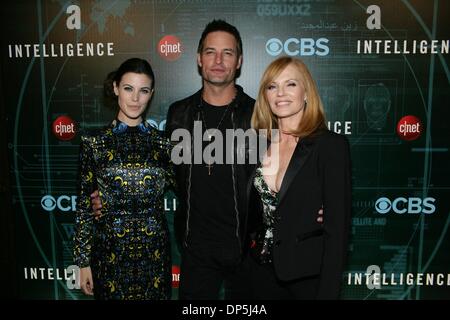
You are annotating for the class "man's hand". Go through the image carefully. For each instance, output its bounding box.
[317,206,323,224]
[90,190,102,220]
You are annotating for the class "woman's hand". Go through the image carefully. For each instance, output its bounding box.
[80,266,94,296]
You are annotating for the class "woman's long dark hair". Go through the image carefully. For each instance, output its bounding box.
[103,58,155,116]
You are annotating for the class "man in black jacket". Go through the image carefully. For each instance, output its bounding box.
[165,19,256,300]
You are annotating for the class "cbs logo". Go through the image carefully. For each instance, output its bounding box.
[266,37,330,56]
[375,197,436,214]
[41,195,77,212]
[147,118,166,131]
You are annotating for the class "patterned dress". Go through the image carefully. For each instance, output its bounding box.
[252,165,279,264]
[73,120,174,300]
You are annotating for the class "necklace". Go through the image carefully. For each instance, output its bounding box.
[200,99,231,175]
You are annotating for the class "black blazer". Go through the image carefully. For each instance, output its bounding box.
[247,129,351,299]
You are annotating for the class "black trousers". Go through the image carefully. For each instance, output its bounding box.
[178,242,252,300]
[249,255,320,300]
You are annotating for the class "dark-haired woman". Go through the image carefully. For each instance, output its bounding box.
[73,58,174,300]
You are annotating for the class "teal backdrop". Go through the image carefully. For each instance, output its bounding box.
[1,0,449,299]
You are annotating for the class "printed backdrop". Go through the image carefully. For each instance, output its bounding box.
[1,0,449,299]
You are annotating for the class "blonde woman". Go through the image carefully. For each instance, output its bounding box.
[248,56,351,299]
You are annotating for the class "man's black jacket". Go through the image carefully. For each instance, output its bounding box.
[165,85,258,255]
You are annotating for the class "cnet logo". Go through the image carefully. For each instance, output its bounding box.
[172,265,180,288]
[158,35,183,61]
[375,197,436,214]
[52,115,76,141]
[396,115,422,141]
[41,195,77,212]
[266,37,329,56]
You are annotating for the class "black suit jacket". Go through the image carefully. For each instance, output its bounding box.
[247,129,351,299]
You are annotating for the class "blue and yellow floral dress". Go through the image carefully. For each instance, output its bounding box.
[73,119,174,300]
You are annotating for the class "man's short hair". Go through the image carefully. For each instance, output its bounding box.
[197,19,243,56]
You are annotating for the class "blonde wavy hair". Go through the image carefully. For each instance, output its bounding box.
[251,56,326,140]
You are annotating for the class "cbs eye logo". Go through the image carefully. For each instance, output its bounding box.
[41,195,57,211]
[266,38,283,56]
